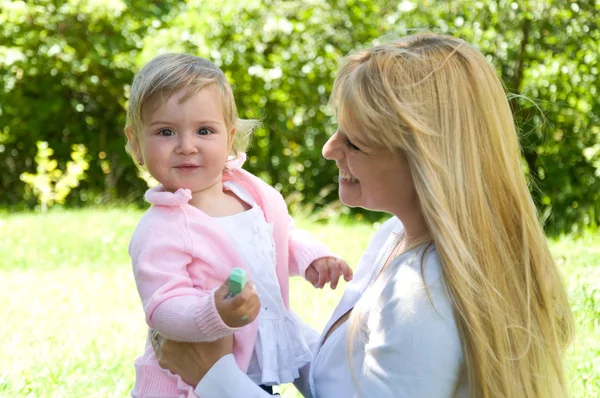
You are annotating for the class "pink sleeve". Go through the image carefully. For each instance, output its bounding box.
[130,209,239,342]
[287,215,338,278]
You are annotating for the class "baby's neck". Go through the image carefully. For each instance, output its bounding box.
[189,184,250,217]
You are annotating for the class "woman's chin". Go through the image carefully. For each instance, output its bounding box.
[338,191,361,209]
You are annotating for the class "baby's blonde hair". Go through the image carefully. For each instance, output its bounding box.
[334,33,574,397]
[125,53,258,160]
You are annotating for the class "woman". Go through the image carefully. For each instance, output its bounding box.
[153,33,574,398]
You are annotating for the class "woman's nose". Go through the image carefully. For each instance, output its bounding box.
[322,131,340,160]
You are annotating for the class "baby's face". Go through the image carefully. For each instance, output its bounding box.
[135,86,234,196]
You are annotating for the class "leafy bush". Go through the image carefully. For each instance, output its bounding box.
[1,0,598,233]
[20,141,88,211]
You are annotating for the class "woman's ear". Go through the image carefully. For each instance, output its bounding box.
[125,126,143,165]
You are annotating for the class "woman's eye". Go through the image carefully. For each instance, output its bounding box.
[197,127,212,135]
[344,137,360,151]
[158,128,175,136]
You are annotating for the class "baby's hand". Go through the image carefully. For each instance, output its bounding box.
[305,257,353,290]
[214,280,260,328]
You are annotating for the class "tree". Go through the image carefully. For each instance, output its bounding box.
[1,0,598,233]
[0,0,181,206]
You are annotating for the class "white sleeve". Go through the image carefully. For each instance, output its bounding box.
[355,253,463,398]
[194,355,272,398]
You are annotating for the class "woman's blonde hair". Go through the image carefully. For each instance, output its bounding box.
[125,53,258,161]
[334,33,574,397]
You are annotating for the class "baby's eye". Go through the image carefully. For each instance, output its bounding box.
[197,127,212,135]
[158,128,175,136]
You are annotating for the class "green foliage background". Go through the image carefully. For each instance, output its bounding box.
[1,0,599,233]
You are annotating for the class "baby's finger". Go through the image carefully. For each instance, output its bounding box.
[234,281,256,302]
[305,266,319,287]
[241,286,261,312]
[249,297,262,319]
[316,263,328,288]
[339,260,353,281]
[230,281,257,307]
[328,259,342,290]
[215,281,231,300]
[238,292,262,324]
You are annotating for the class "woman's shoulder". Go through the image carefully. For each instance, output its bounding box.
[393,243,443,284]
[382,244,453,319]
[401,244,443,286]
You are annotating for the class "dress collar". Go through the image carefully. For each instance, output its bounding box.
[144,186,192,206]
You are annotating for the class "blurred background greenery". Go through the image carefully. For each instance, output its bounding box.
[1,0,599,233]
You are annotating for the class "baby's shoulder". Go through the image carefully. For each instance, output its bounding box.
[130,206,189,242]
[230,169,284,200]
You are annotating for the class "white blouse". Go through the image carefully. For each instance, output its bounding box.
[214,181,312,386]
[196,217,468,398]
[308,220,468,397]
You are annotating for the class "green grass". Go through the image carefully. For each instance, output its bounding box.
[1,209,598,397]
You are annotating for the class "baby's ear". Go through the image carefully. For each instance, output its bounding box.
[125,126,143,165]
[228,127,236,149]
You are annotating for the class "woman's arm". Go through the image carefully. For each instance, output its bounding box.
[154,311,320,397]
[196,355,276,397]
[154,337,274,398]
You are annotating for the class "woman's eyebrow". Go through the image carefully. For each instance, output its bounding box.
[339,129,361,145]
[337,127,350,138]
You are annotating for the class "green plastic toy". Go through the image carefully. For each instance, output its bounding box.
[229,268,247,297]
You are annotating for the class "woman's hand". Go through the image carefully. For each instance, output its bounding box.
[152,332,234,387]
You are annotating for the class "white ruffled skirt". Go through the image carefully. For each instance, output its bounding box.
[247,310,313,385]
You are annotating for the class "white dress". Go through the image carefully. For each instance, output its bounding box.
[214,181,312,386]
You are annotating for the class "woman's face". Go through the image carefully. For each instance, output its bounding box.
[322,127,419,218]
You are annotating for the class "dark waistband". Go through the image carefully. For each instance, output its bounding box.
[259,384,280,396]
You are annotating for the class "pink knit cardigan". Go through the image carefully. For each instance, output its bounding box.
[130,167,334,397]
